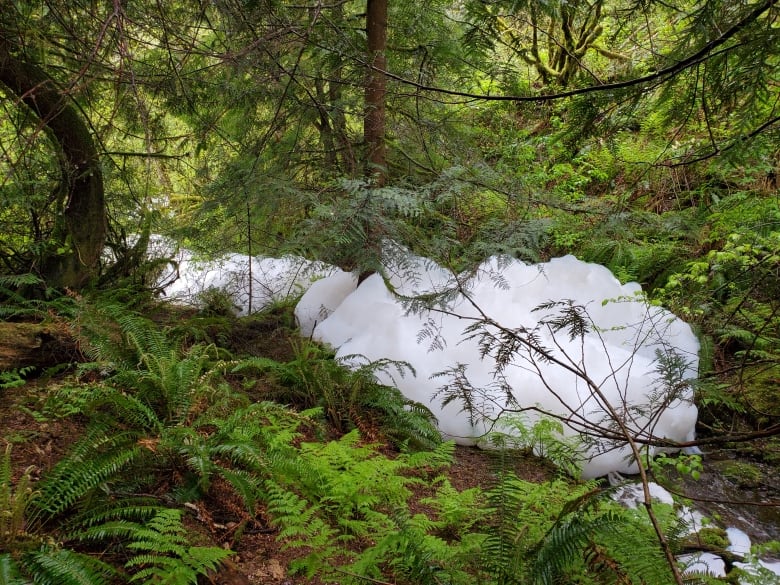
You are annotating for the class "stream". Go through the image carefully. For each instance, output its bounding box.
[681,450,780,542]
[639,448,780,580]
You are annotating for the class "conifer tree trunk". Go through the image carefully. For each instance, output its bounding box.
[0,43,106,290]
[355,0,389,284]
[364,0,387,186]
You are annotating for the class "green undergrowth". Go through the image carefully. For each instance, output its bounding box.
[660,194,780,440]
[1,295,772,584]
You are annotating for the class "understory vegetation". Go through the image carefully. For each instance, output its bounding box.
[1,294,778,584]
[1,0,779,583]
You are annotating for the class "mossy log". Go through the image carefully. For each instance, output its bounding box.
[0,322,79,371]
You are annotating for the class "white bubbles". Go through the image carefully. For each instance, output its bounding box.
[609,480,780,582]
[728,527,753,556]
[160,243,779,581]
[726,528,780,581]
[158,241,700,478]
[680,552,727,578]
[610,480,676,509]
[297,253,700,479]
[295,271,358,338]
[158,245,339,316]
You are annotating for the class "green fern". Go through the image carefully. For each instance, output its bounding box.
[0,445,37,550]
[0,274,74,320]
[0,366,35,390]
[84,385,163,432]
[531,508,624,585]
[264,480,342,577]
[489,415,583,478]
[33,305,255,519]
[233,343,441,449]
[349,511,481,585]
[419,476,484,538]
[0,554,25,585]
[255,404,692,585]
[347,356,441,450]
[68,496,165,536]
[19,547,114,585]
[575,209,696,287]
[661,224,780,423]
[477,470,626,585]
[129,342,220,424]
[528,484,684,585]
[80,303,223,427]
[71,501,237,583]
[33,428,143,519]
[123,508,233,584]
[260,426,457,581]
[0,446,116,584]
[169,400,318,513]
[0,273,43,289]
[72,299,170,371]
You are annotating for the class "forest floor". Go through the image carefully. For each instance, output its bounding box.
[0,313,555,584]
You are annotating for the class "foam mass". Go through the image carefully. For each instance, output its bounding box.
[296,253,700,479]
[157,244,338,315]
[154,240,699,479]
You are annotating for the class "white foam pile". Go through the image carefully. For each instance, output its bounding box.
[297,253,700,479]
[153,241,338,316]
[155,238,699,478]
[158,243,780,580]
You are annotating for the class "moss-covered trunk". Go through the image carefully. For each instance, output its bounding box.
[0,42,106,290]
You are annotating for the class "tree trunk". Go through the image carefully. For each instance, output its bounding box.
[330,69,357,176]
[314,76,339,170]
[0,42,106,290]
[364,0,387,186]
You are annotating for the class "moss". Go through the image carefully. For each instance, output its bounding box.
[696,526,730,550]
[762,438,780,465]
[742,368,780,425]
[715,460,763,488]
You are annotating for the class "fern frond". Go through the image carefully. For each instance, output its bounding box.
[264,481,316,534]
[0,274,48,318]
[22,547,114,585]
[34,431,141,518]
[231,356,290,376]
[67,497,163,533]
[123,509,233,584]
[215,467,263,514]
[0,553,25,585]
[400,440,454,470]
[209,439,266,471]
[531,510,623,585]
[72,301,150,366]
[0,273,44,289]
[85,385,162,433]
[75,519,146,543]
[0,446,37,548]
[264,480,342,578]
[114,307,170,361]
[0,367,33,390]
[365,385,442,450]
[593,506,680,585]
